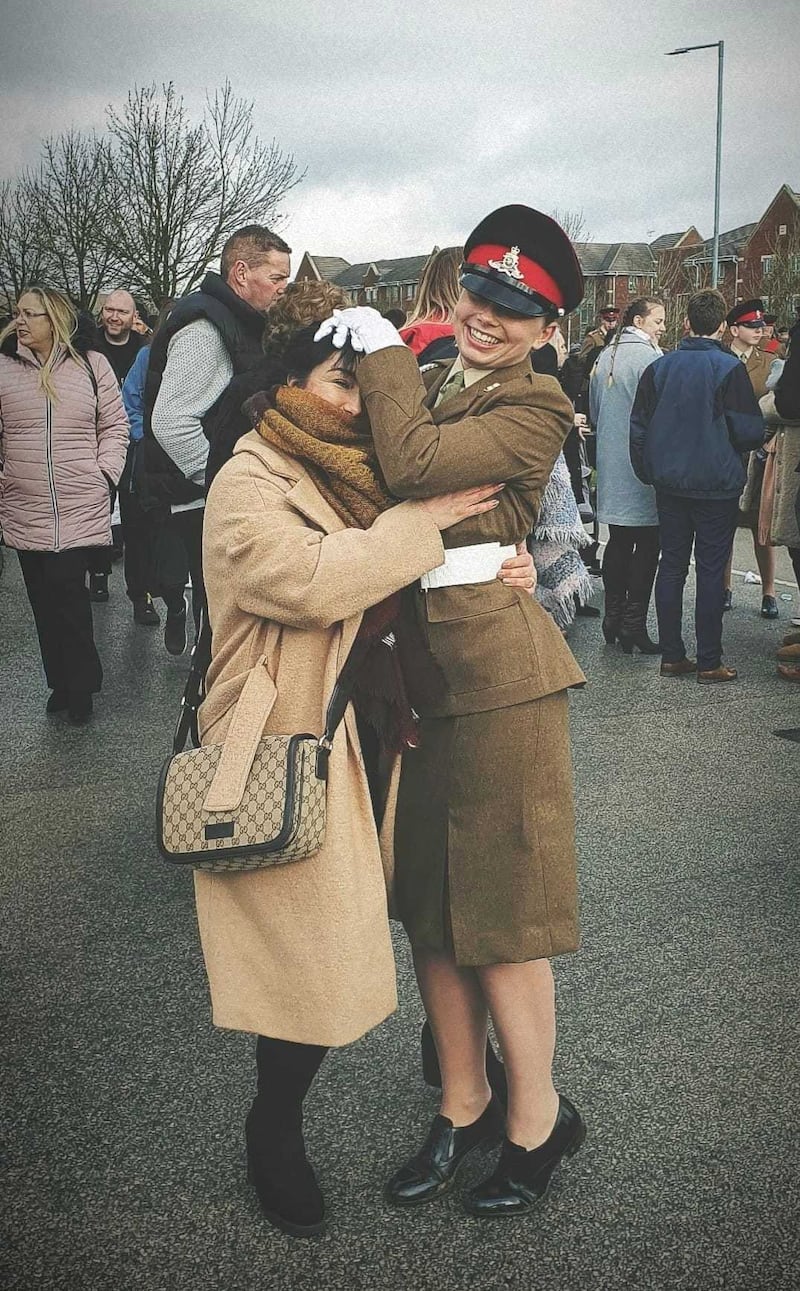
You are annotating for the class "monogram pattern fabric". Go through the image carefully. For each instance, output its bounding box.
[158,736,327,872]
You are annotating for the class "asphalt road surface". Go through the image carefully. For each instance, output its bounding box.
[2,535,798,1291]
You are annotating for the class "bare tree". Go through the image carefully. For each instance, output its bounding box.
[0,176,52,308]
[759,215,800,323]
[550,207,592,245]
[27,129,119,308]
[105,81,302,303]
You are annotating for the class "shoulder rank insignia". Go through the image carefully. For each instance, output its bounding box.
[488,246,524,280]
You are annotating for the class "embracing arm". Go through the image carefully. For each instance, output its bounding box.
[205,461,445,630]
[357,345,572,498]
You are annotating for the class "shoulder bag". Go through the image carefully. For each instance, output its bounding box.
[157,626,364,873]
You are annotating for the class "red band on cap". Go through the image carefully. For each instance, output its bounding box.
[467,244,564,309]
[736,310,764,324]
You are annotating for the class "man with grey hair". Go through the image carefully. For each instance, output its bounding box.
[143,225,291,655]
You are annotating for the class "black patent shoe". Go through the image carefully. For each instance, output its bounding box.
[245,1106,326,1238]
[421,1021,508,1109]
[463,1094,585,1218]
[385,1097,504,1207]
[761,595,779,620]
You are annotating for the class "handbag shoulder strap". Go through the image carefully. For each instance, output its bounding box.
[198,623,375,814]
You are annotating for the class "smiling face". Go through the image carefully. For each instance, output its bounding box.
[290,352,362,416]
[453,290,556,369]
[633,304,666,343]
[101,290,136,342]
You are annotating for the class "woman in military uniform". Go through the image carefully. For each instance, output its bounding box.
[318,205,588,1218]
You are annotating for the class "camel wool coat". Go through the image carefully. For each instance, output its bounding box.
[195,432,444,1046]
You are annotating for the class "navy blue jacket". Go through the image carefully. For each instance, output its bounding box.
[629,337,764,499]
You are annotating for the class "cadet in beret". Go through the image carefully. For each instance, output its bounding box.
[317,205,587,1220]
[723,299,779,617]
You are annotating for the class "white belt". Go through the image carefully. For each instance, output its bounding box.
[420,542,516,590]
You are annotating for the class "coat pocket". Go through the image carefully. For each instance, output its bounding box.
[422,583,534,696]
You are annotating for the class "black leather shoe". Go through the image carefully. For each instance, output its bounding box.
[420,1021,508,1109]
[89,573,109,602]
[385,1097,504,1207]
[164,601,188,656]
[245,1105,326,1238]
[761,595,779,620]
[463,1095,585,1218]
[46,689,69,714]
[133,593,160,626]
[723,588,733,612]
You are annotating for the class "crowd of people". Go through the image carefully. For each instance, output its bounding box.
[1,204,798,1240]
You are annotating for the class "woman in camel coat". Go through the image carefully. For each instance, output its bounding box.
[196,317,530,1237]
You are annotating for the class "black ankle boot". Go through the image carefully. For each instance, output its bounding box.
[246,1036,328,1237]
[601,592,626,644]
[463,1094,586,1218]
[618,600,661,654]
[385,1096,504,1207]
[420,1021,508,1109]
[245,1102,325,1237]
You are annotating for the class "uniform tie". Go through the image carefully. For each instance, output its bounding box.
[434,368,466,407]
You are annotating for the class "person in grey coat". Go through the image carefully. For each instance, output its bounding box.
[590,297,665,652]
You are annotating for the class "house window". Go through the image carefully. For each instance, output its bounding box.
[791,255,800,275]
[761,255,774,275]
[627,276,637,292]
[779,224,787,235]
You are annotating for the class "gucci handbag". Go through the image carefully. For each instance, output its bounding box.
[157,638,359,873]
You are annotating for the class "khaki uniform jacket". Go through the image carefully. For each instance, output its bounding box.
[195,432,445,1045]
[358,346,586,717]
[736,345,776,402]
[578,327,608,364]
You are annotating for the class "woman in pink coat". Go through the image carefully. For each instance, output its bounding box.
[0,287,128,723]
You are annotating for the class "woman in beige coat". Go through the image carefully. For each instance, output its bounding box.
[198,319,533,1236]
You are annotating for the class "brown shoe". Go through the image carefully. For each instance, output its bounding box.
[777,642,800,660]
[697,665,738,684]
[777,663,800,682]
[781,630,800,647]
[660,658,697,677]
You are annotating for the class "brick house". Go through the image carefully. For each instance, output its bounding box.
[295,251,435,311]
[571,243,658,340]
[679,185,800,318]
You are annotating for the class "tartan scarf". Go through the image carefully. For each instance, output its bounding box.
[253,385,445,754]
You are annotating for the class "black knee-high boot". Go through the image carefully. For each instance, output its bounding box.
[245,1035,329,1237]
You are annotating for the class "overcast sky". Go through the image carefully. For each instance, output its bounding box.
[2,0,798,267]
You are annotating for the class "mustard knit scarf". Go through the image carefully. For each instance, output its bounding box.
[255,385,392,529]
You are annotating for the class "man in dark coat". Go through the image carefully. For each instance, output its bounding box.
[630,289,764,683]
[142,225,290,653]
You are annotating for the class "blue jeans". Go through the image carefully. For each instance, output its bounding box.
[654,492,740,671]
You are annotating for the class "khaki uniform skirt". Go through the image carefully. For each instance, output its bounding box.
[393,691,580,967]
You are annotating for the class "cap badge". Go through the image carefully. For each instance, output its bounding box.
[488,246,524,281]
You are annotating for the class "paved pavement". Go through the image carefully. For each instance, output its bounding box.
[1,536,799,1291]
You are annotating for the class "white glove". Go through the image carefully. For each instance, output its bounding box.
[314,306,405,355]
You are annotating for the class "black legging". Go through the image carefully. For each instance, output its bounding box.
[250,1035,328,1129]
[602,524,660,603]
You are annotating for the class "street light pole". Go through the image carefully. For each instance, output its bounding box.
[667,40,725,288]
